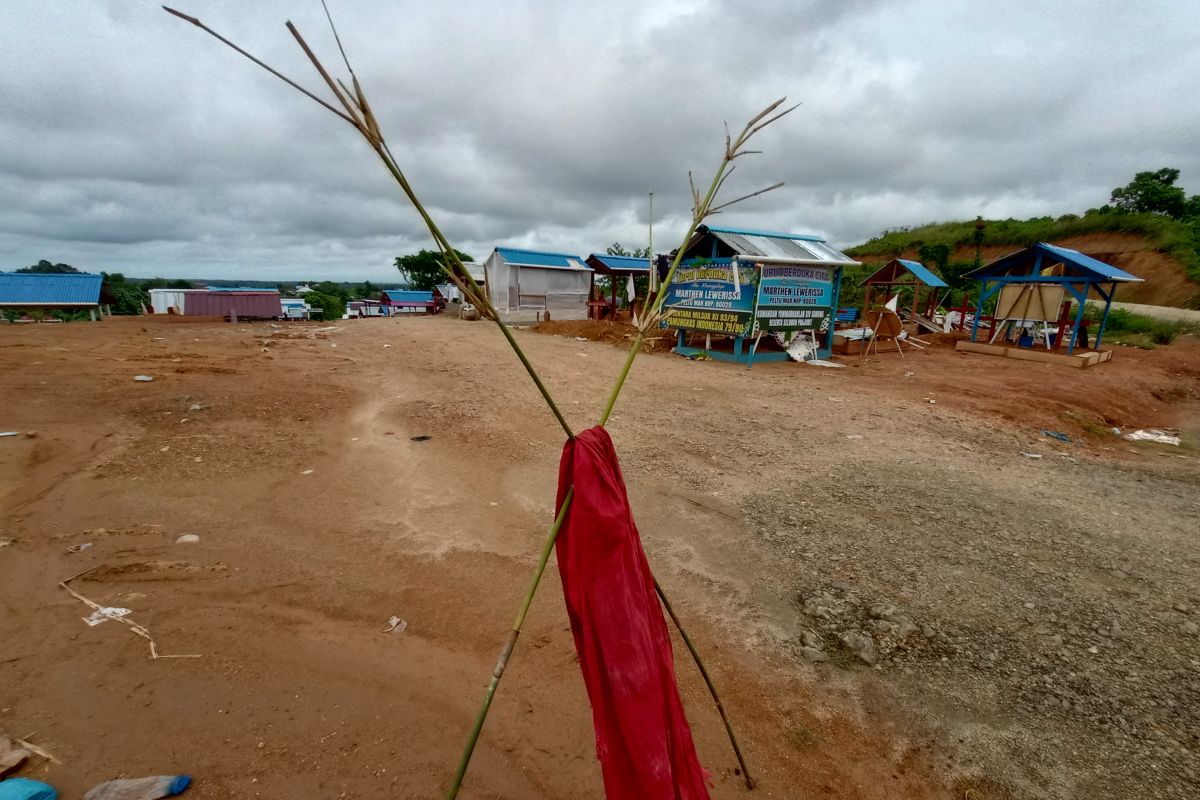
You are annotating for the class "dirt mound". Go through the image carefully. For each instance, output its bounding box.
[533,319,674,352]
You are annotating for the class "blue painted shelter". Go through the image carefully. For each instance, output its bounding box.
[965,242,1141,354]
[0,272,106,315]
[584,254,654,320]
[669,224,859,363]
[859,258,949,331]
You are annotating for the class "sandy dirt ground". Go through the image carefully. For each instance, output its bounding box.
[2,315,1198,799]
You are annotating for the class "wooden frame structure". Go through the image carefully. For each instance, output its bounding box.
[965,243,1141,355]
[859,259,948,333]
[584,254,652,322]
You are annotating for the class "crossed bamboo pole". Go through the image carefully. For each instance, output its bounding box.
[164,5,792,795]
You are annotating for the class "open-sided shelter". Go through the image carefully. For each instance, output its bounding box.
[0,272,109,320]
[381,288,446,314]
[664,224,860,362]
[960,242,1141,365]
[584,254,652,320]
[482,247,592,321]
[859,259,948,332]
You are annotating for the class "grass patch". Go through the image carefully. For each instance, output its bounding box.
[1087,307,1195,345]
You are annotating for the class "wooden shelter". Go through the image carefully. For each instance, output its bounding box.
[584,254,652,321]
[859,259,948,333]
[958,242,1142,366]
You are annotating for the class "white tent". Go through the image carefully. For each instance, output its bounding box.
[148,288,203,314]
[482,247,592,321]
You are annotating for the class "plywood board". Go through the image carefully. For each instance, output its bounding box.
[995,284,1066,322]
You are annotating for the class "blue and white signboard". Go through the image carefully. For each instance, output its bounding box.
[662,259,757,336]
[752,263,834,333]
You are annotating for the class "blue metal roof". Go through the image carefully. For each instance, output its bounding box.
[701,224,825,243]
[494,247,588,269]
[586,254,652,272]
[896,259,949,288]
[967,242,1142,282]
[859,259,948,288]
[381,289,435,303]
[0,272,103,305]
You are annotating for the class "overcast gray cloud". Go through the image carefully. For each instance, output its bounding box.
[1,0,1197,281]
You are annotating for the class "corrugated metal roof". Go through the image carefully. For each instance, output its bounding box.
[699,225,858,265]
[0,272,103,305]
[183,291,283,317]
[702,224,824,242]
[495,247,589,269]
[967,242,1142,282]
[585,254,652,273]
[381,289,436,304]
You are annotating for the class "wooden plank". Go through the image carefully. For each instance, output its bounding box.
[955,340,1112,368]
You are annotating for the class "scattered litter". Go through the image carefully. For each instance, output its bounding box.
[11,738,56,766]
[61,565,201,659]
[904,371,914,377]
[0,538,14,548]
[381,344,391,348]
[187,403,204,412]
[0,777,57,800]
[1125,429,1181,446]
[23,432,36,438]
[192,457,201,463]
[83,607,133,627]
[489,501,499,506]
[384,616,408,635]
[350,437,360,441]
[160,446,170,452]
[410,435,431,442]
[845,434,864,440]
[133,375,154,382]
[301,469,314,475]
[67,543,93,553]
[1111,427,1121,436]
[175,534,200,544]
[574,336,589,341]
[926,398,936,405]
[1,735,30,776]
[1020,452,1043,459]
[83,774,191,800]
[1041,429,1072,443]
[152,337,165,341]
[827,397,843,403]
[0,433,20,438]
[805,359,845,368]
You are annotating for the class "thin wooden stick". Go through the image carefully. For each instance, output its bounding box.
[655,579,754,789]
[447,487,574,797]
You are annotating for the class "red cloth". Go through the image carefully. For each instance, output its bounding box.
[555,427,710,799]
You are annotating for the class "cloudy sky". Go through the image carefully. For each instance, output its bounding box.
[2,1,1198,281]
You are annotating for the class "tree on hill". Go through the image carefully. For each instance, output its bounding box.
[17,259,81,274]
[394,249,473,291]
[1108,168,1194,219]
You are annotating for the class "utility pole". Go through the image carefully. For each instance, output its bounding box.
[648,191,655,292]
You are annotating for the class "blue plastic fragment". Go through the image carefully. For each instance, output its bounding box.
[0,777,58,800]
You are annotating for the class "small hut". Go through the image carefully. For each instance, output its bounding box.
[584,254,653,320]
[481,247,592,321]
[859,259,948,333]
[958,242,1141,366]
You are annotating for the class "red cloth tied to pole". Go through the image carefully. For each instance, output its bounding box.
[555,427,710,799]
